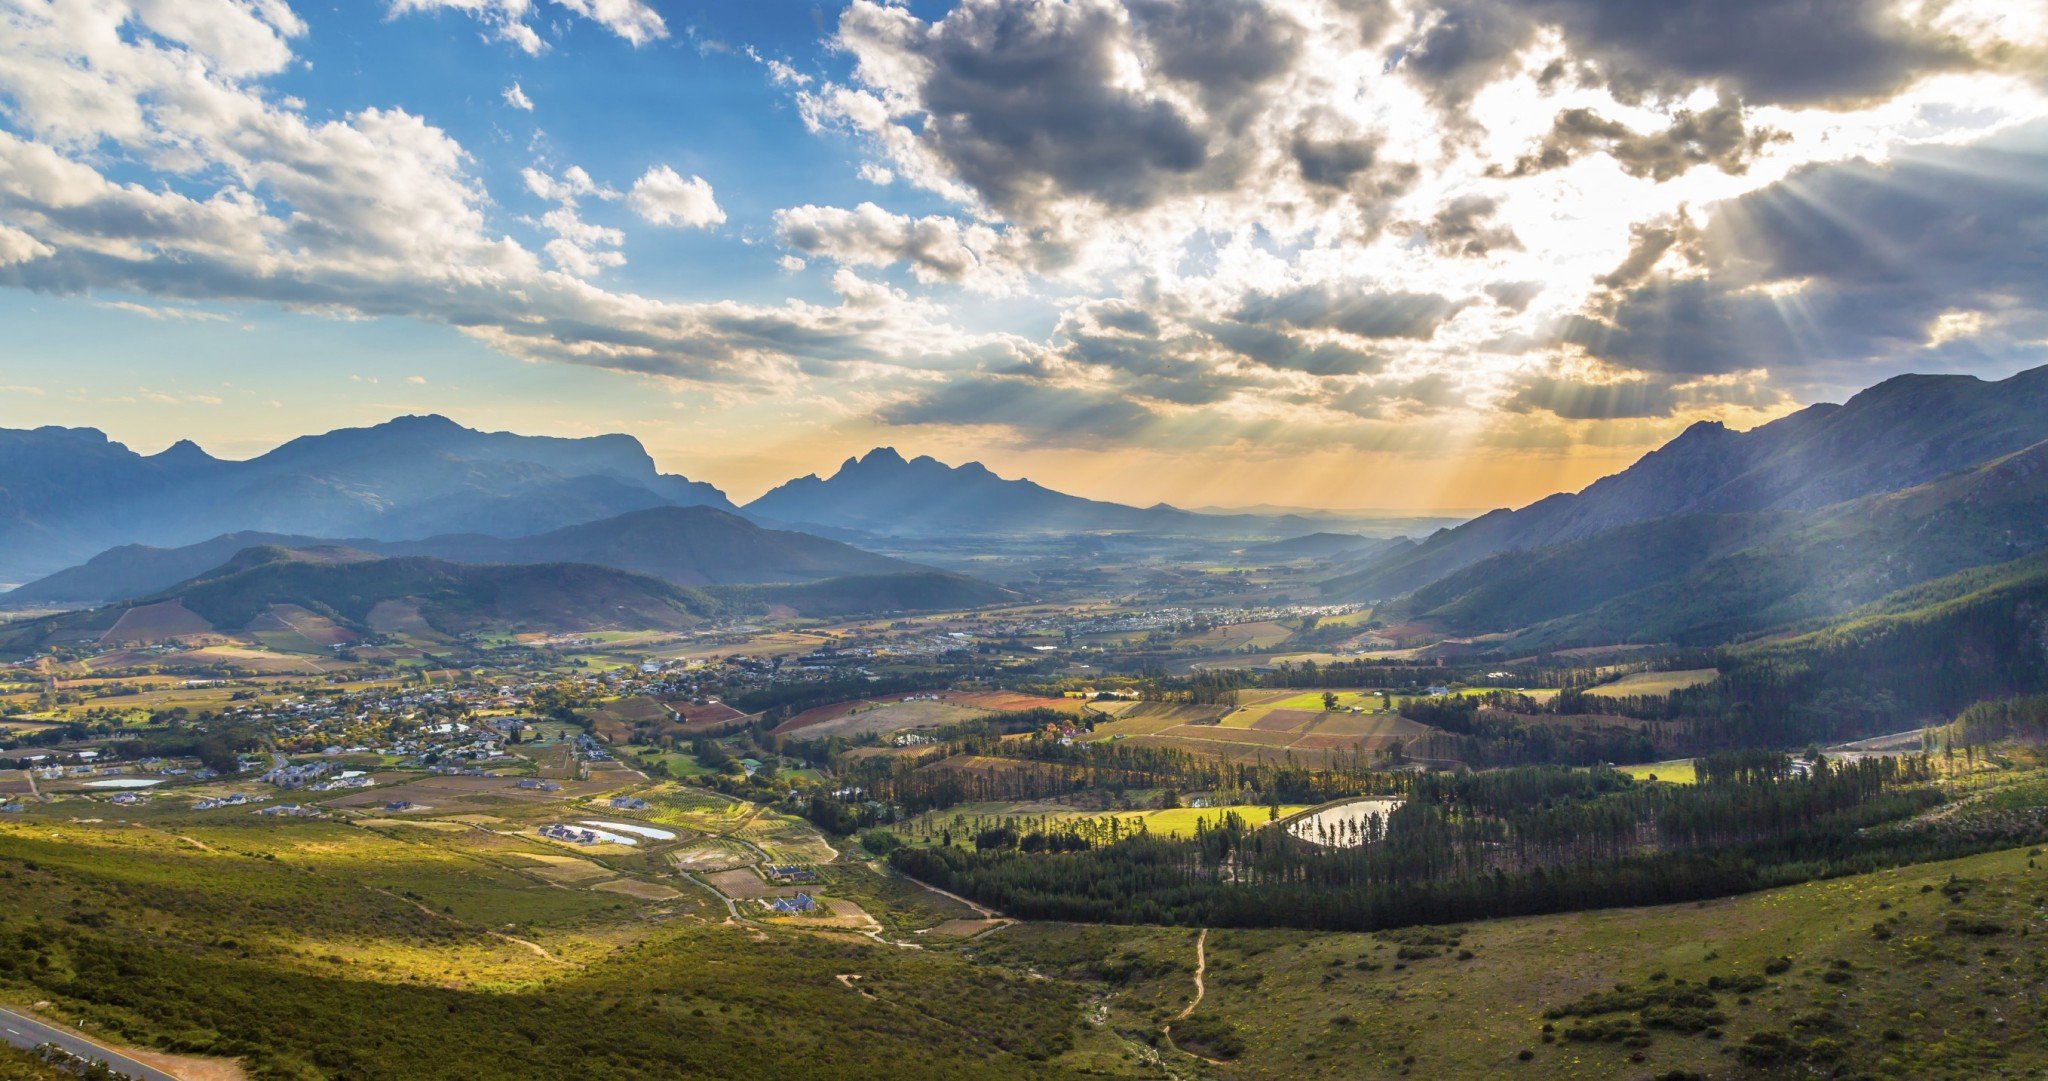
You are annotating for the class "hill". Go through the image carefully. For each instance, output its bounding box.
[746,447,1330,540]
[0,415,735,581]
[1239,533,1387,561]
[6,506,919,606]
[0,547,721,652]
[1328,363,2048,599]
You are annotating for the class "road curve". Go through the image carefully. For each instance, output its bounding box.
[0,1006,183,1081]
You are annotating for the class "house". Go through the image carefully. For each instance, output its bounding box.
[766,865,819,884]
[763,892,818,915]
[383,800,416,812]
[517,778,561,792]
[609,796,648,810]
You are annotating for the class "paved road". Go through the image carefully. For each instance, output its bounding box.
[0,1007,182,1081]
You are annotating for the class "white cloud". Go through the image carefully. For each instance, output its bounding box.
[627,166,725,229]
[388,0,667,55]
[503,82,533,111]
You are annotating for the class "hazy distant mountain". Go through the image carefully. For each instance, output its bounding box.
[0,546,722,652]
[1328,364,2048,600]
[0,415,735,581]
[7,506,919,606]
[722,571,1023,618]
[745,447,1326,539]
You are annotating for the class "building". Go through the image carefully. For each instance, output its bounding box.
[764,893,818,915]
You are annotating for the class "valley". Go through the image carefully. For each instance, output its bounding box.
[5,366,2048,1079]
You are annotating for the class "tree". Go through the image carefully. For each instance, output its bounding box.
[1322,692,1339,711]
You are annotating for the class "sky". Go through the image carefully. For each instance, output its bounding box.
[0,0,2044,512]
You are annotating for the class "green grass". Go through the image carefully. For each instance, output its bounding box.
[1614,759,1699,784]
[1583,669,1720,698]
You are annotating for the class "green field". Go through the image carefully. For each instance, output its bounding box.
[1583,668,1720,697]
[1614,759,1699,784]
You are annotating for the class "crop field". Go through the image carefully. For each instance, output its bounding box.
[1087,701,1229,738]
[97,600,214,643]
[771,694,990,740]
[1584,668,1720,697]
[1176,620,1295,651]
[1614,759,1699,784]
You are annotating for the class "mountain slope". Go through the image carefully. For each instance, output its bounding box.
[0,415,735,580]
[1415,437,2048,648]
[1328,363,2048,599]
[0,547,721,652]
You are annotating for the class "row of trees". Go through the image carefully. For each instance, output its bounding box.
[889,755,1965,931]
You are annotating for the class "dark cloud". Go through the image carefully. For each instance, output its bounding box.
[1421,194,1523,255]
[1494,97,1788,182]
[1396,0,1977,113]
[1234,285,1468,340]
[1398,1,1539,107]
[1485,280,1544,311]
[1572,123,2048,379]
[1127,0,1304,113]
[878,377,1157,440]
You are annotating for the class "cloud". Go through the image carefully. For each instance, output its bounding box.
[503,82,534,111]
[0,6,1005,388]
[1572,122,2048,384]
[1494,97,1788,182]
[775,202,1021,287]
[389,0,667,55]
[627,166,725,229]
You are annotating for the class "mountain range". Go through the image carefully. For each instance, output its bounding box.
[2,506,919,607]
[743,447,1335,540]
[1340,363,2048,649]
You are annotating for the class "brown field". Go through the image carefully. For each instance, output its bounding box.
[504,853,614,883]
[949,690,1084,714]
[1157,724,1299,747]
[1250,708,1321,732]
[246,604,356,646]
[672,700,749,732]
[916,754,1040,777]
[181,645,332,674]
[99,601,212,643]
[773,697,986,741]
[365,599,441,637]
[1302,712,1434,738]
[592,878,682,900]
[321,774,605,815]
[701,868,794,900]
[1088,702,1229,738]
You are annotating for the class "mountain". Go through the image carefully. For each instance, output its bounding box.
[0,546,722,654]
[5,506,924,607]
[1328,364,2048,599]
[0,415,735,581]
[1240,533,1388,561]
[745,447,1328,539]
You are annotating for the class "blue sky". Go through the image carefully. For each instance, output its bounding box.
[0,0,2044,509]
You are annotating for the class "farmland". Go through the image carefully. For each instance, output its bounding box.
[1583,668,1720,698]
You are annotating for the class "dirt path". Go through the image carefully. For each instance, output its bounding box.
[1174,928,1208,1021]
[1159,928,1228,1067]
